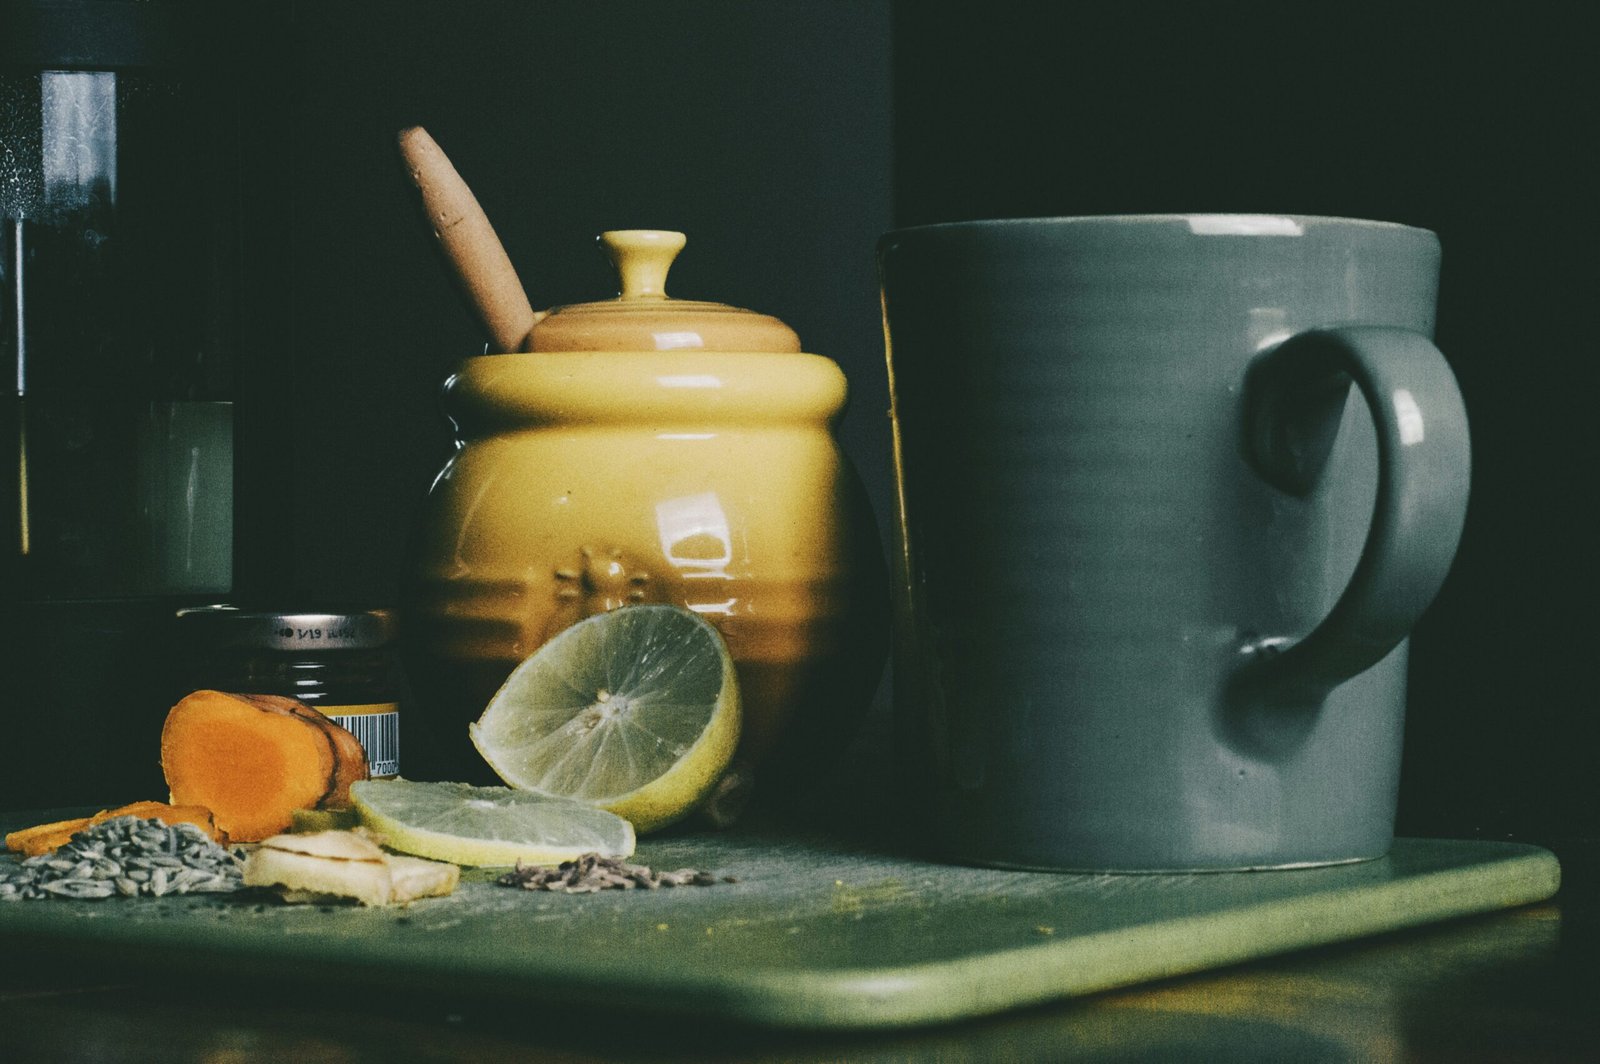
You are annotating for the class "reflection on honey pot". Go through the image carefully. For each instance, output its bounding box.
[657,490,734,577]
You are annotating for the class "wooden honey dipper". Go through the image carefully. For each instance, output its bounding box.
[397,126,541,353]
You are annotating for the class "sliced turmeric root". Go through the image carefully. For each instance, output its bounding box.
[4,801,226,857]
[160,690,370,843]
[247,695,369,809]
[4,816,92,856]
[95,801,225,841]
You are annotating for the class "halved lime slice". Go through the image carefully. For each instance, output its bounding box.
[349,779,635,866]
[469,604,740,834]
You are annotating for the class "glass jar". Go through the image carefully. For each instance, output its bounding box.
[3,1,239,598]
[176,605,402,778]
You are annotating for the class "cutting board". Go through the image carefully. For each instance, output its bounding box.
[0,818,1559,1030]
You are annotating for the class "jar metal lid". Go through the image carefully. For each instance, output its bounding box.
[175,605,397,651]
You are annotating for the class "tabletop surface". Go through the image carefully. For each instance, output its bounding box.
[0,818,1563,1034]
[2,799,1595,1061]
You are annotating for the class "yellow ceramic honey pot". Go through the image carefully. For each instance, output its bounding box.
[403,230,889,794]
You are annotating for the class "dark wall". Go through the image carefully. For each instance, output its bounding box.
[893,3,1597,844]
[235,0,895,604]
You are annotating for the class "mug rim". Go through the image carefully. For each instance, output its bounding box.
[883,213,1435,239]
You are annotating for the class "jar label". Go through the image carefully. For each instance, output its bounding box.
[319,702,400,779]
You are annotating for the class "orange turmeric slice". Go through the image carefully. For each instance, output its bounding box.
[244,695,369,809]
[160,690,369,843]
[92,801,224,842]
[4,801,226,857]
[4,816,92,856]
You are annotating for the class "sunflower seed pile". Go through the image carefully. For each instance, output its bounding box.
[0,816,243,902]
[497,853,730,893]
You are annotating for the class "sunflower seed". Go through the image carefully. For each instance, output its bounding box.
[0,815,243,903]
[41,879,115,899]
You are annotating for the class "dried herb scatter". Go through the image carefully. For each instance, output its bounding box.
[497,853,725,893]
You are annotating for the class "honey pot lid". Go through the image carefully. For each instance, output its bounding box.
[524,230,802,353]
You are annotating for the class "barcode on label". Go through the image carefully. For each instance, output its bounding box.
[329,709,400,778]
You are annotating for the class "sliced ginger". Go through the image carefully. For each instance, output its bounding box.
[242,829,459,906]
[161,690,369,843]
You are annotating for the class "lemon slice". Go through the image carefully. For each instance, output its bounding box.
[349,779,635,866]
[469,604,741,834]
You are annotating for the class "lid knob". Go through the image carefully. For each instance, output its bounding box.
[525,229,802,352]
[602,230,686,300]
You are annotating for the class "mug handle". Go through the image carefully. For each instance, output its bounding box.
[1237,326,1471,707]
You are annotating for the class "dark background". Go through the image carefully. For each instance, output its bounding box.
[5,1,1594,843]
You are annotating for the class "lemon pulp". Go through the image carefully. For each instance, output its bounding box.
[350,779,635,866]
[469,604,740,833]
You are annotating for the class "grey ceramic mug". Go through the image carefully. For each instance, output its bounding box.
[879,215,1470,872]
